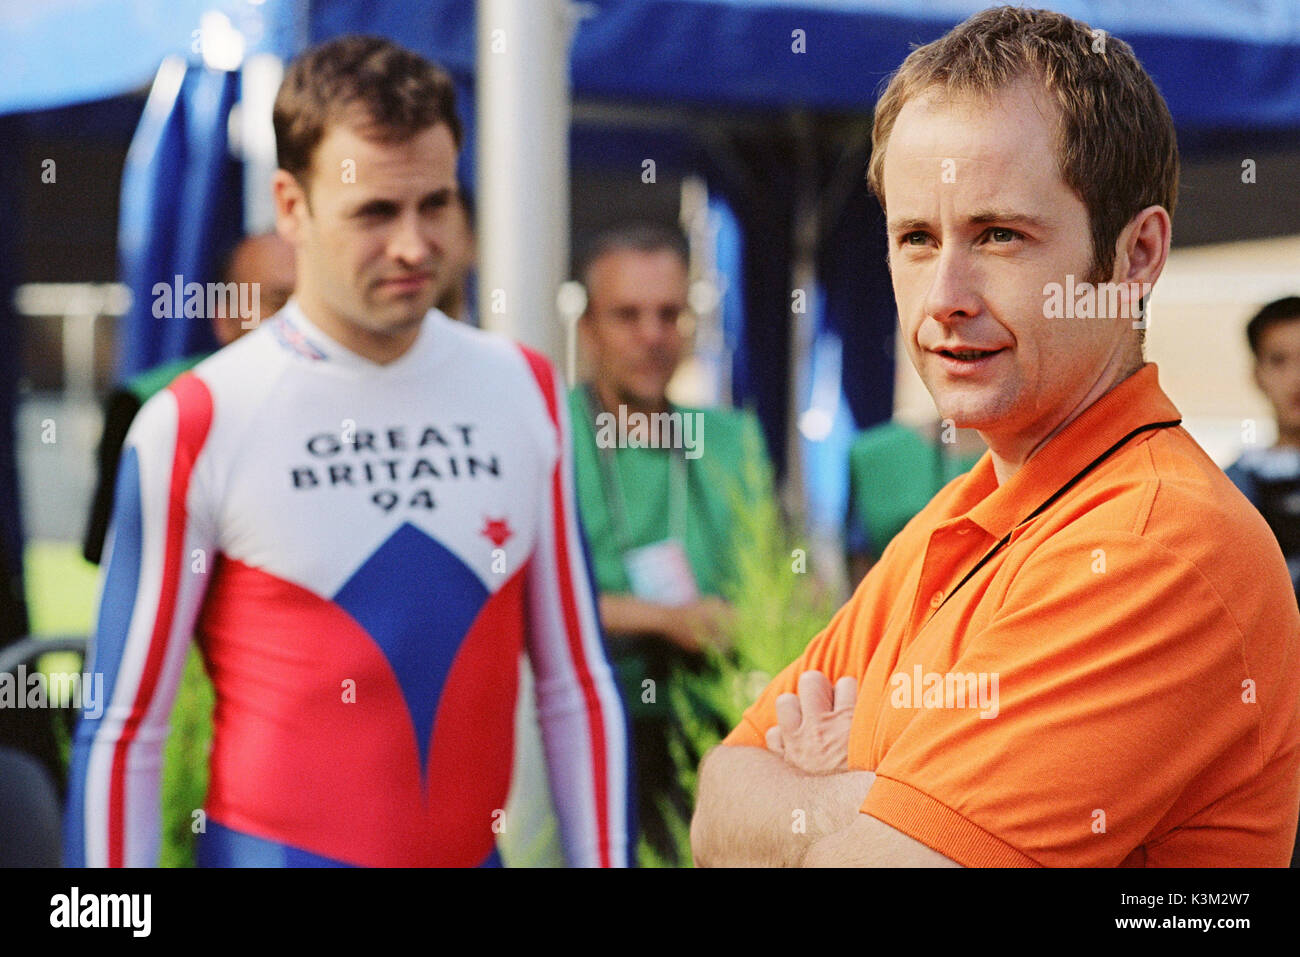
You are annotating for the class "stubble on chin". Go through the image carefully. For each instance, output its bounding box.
[362,293,433,334]
[927,380,1014,434]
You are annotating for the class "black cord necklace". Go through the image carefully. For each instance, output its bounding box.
[934,418,1182,615]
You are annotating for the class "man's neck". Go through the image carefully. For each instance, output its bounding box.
[295,290,422,366]
[986,355,1144,485]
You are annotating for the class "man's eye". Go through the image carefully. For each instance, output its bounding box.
[987,227,1020,243]
[902,232,929,246]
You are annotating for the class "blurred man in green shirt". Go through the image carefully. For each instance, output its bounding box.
[569,222,772,863]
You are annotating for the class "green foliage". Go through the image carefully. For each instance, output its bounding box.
[35,652,81,769]
[655,439,840,866]
[41,641,211,867]
[158,647,214,868]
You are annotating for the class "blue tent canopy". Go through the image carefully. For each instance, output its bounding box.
[3,0,1300,572]
[7,1,1300,126]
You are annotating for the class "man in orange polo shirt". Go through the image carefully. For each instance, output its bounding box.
[691,6,1300,868]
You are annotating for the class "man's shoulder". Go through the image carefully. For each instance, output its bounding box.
[1141,428,1275,543]
[126,324,295,457]
[1035,427,1293,609]
[1225,445,1300,483]
[439,317,562,404]
[433,310,514,357]
[123,353,209,403]
[675,402,767,463]
[190,318,288,387]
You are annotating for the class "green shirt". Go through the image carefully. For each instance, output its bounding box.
[847,421,982,559]
[124,354,208,404]
[567,387,773,716]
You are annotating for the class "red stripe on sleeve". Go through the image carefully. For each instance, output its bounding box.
[107,372,213,867]
[518,346,613,867]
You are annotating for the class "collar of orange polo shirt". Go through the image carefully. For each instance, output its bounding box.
[907,363,1180,634]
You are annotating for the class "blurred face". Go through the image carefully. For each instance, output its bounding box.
[1254,320,1300,436]
[274,121,460,360]
[235,234,298,321]
[581,248,688,412]
[212,233,297,345]
[435,197,477,319]
[883,79,1136,462]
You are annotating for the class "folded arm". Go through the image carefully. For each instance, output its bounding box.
[692,670,960,867]
[691,743,874,866]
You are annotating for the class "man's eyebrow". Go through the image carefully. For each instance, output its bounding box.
[888,217,931,234]
[348,196,399,216]
[966,210,1050,230]
[347,186,456,213]
[887,212,1050,233]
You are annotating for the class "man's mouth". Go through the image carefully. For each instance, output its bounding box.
[380,274,432,290]
[932,346,1008,375]
[937,347,1005,361]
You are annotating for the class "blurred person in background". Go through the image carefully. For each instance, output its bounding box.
[569,221,774,864]
[83,231,295,565]
[1225,294,1300,867]
[1226,296,1300,596]
[435,190,476,324]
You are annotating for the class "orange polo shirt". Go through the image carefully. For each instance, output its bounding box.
[725,364,1300,866]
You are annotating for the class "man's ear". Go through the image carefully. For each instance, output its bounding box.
[272,169,310,246]
[1113,205,1172,313]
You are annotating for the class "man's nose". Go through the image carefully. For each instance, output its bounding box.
[923,246,982,327]
[390,210,436,266]
[637,312,676,346]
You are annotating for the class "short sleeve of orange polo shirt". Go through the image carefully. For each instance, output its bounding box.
[722,372,1300,867]
[863,526,1298,867]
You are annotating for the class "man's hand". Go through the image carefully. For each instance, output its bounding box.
[597,593,734,654]
[764,670,857,774]
[661,596,735,654]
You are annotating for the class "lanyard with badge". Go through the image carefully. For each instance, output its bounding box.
[583,385,700,606]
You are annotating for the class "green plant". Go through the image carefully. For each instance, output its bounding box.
[655,443,840,866]
[158,647,214,868]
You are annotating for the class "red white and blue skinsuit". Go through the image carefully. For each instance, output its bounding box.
[65,302,629,867]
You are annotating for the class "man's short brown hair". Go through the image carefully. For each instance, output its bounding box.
[1247,296,1300,357]
[866,5,1179,280]
[273,34,462,188]
[577,221,690,290]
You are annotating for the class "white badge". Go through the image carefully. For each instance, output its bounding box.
[623,539,699,606]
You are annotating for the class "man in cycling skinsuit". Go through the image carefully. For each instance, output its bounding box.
[65,35,628,868]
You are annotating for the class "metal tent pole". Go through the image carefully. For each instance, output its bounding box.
[475,0,571,362]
